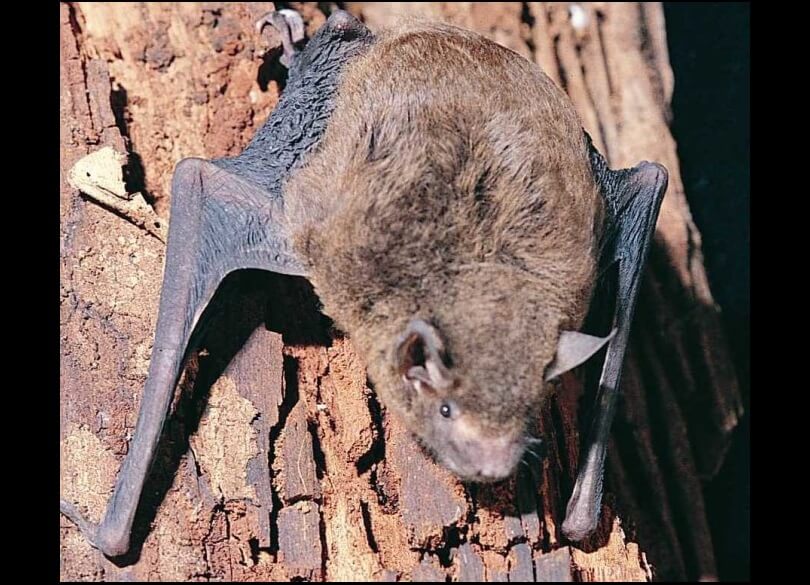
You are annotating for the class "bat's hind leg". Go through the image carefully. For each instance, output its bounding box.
[60,499,100,549]
[256,8,305,67]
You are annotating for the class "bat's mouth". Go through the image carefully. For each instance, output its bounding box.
[437,433,527,483]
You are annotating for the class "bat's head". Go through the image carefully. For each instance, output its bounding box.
[369,264,604,483]
[272,250,602,485]
[295,197,608,481]
[391,315,533,482]
[291,170,607,482]
[290,137,607,482]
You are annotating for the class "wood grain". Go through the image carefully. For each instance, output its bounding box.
[60,2,741,581]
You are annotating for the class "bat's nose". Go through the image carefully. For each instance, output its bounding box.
[445,432,525,482]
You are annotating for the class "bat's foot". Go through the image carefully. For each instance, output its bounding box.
[255,8,305,68]
[61,499,133,557]
[60,499,99,549]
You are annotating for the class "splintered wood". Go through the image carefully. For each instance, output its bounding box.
[60,2,740,581]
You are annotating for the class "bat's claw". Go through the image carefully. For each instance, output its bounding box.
[255,8,305,68]
[524,437,547,461]
[518,437,547,482]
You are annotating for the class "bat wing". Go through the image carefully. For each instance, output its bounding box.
[561,135,668,541]
[61,159,306,558]
[61,9,375,558]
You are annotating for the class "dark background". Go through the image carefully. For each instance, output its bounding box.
[664,2,749,581]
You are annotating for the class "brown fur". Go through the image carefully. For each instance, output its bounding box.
[284,20,603,452]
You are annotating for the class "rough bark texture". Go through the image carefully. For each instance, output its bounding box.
[60,2,742,581]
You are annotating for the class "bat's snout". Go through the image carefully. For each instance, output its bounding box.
[439,429,526,483]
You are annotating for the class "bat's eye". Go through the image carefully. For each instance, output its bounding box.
[440,403,452,418]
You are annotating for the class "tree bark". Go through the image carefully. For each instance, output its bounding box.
[60,2,742,581]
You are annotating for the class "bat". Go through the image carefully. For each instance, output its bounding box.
[60,8,667,557]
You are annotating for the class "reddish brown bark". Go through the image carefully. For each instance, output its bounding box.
[60,3,741,581]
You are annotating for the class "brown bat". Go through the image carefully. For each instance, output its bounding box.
[61,8,667,558]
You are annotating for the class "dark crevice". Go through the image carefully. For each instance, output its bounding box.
[65,3,96,149]
[629,324,693,576]
[636,3,667,120]
[434,525,464,568]
[574,37,612,163]
[520,2,537,58]
[200,502,226,580]
[315,366,339,434]
[358,380,398,512]
[514,465,542,550]
[108,85,130,139]
[188,442,204,478]
[356,385,387,475]
[594,9,615,99]
[107,83,158,207]
[548,397,572,498]
[318,501,329,580]
[267,353,302,553]
[308,419,328,480]
[248,537,261,566]
[359,500,379,553]
[368,465,394,514]
[283,494,319,506]
[551,34,568,93]
[66,2,85,46]
[257,49,290,92]
[465,482,479,528]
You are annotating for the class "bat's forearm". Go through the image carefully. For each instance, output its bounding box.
[93,345,184,556]
[561,330,628,541]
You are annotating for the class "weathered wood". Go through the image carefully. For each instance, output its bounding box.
[60,2,742,581]
[534,547,574,582]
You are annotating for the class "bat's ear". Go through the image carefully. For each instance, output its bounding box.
[544,329,616,382]
[395,319,453,393]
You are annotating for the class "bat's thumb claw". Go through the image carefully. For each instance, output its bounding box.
[278,9,306,43]
[255,9,305,42]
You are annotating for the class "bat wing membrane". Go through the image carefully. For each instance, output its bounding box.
[60,9,376,557]
[62,158,307,557]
